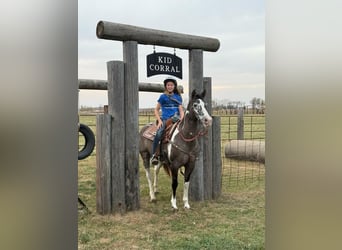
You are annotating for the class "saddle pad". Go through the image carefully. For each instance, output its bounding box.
[142,120,180,142]
[142,124,158,141]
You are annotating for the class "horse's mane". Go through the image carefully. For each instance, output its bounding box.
[186,89,206,110]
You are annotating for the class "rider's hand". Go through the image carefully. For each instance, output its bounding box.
[157,119,163,129]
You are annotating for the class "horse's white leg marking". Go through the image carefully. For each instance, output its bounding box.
[183,181,190,209]
[171,195,178,209]
[168,129,180,210]
[145,168,156,201]
[167,128,179,162]
[153,162,161,193]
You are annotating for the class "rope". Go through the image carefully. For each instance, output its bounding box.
[178,127,208,142]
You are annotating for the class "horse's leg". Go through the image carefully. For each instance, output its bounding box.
[153,162,161,193]
[170,167,178,210]
[145,167,157,202]
[183,181,190,209]
[141,152,156,202]
[183,161,195,209]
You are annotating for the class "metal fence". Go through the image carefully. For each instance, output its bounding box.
[216,113,265,186]
[79,112,265,186]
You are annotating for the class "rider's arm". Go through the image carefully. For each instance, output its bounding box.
[154,102,162,128]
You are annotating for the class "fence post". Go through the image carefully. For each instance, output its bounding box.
[189,49,204,201]
[237,108,244,140]
[203,77,213,200]
[212,116,222,199]
[96,114,112,215]
[123,41,140,211]
[107,61,126,213]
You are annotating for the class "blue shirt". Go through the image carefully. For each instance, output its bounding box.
[157,93,182,120]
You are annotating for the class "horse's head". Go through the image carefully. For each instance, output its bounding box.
[188,89,213,128]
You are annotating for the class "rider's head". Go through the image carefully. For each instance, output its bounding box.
[163,77,177,88]
[163,77,180,95]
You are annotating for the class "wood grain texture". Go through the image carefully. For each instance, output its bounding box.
[107,61,126,213]
[79,79,184,93]
[96,21,220,52]
[123,41,140,211]
[189,49,204,201]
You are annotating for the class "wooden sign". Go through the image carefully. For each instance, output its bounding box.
[146,52,182,79]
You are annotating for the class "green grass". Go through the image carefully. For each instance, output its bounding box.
[78,156,264,249]
[78,114,265,249]
[219,115,265,141]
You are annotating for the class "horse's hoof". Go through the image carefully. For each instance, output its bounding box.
[172,207,179,212]
[150,198,157,203]
[171,204,178,210]
[184,205,191,209]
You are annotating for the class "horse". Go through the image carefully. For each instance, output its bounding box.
[139,89,212,209]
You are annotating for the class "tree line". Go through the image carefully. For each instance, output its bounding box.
[212,97,265,114]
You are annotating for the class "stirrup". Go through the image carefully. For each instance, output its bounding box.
[150,155,159,165]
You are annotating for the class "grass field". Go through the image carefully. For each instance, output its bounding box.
[78,114,265,249]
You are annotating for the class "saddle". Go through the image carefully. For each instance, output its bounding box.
[142,119,179,144]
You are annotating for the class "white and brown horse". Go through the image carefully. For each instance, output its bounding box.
[139,89,212,209]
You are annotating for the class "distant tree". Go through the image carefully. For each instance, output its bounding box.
[250,97,265,114]
[212,99,219,109]
[250,97,257,110]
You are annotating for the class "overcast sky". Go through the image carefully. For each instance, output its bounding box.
[78,0,264,108]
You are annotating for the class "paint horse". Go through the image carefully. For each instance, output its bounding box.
[139,89,212,209]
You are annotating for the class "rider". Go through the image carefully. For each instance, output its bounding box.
[150,77,184,165]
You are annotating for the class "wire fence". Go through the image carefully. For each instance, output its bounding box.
[79,112,265,187]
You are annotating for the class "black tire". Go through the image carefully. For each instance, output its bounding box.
[78,123,95,160]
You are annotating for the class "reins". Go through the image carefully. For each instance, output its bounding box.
[178,126,208,142]
[177,111,208,142]
[165,95,211,165]
[166,111,207,161]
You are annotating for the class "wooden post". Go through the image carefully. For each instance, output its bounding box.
[212,116,222,199]
[107,61,126,213]
[203,77,213,200]
[103,105,108,114]
[189,49,204,201]
[123,41,140,211]
[96,114,112,215]
[238,108,244,140]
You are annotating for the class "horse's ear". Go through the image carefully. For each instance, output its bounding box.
[200,89,206,99]
[191,89,197,99]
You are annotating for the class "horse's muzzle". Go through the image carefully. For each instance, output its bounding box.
[203,117,212,127]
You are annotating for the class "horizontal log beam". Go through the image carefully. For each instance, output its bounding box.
[224,140,265,163]
[78,79,184,93]
[96,21,220,52]
[79,79,108,90]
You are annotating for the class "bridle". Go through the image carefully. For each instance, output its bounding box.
[177,101,210,142]
[166,97,210,162]
[178,121,208,142]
